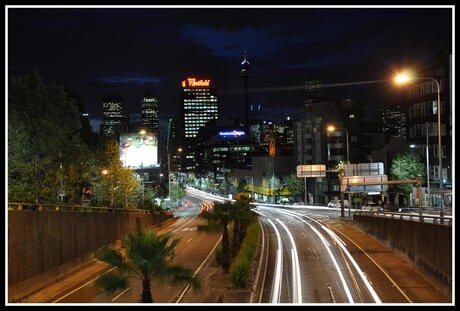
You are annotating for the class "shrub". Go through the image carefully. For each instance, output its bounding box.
[229,220,260,287]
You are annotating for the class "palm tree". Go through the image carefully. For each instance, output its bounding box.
[198,201,233,271]
[94,226,200,303]
[231,197,255,257]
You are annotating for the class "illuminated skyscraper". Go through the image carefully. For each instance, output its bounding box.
[141,91,159,133]
[180,77,218,172]
[101,95,127,136]
[181,77,218,138]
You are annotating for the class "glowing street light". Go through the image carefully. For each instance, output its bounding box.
[139,129,147,135]
[394,73,410,84]
[395,71,444,221]
[101,169,109,175]
[178,147,183,152]
[326,125,336,133]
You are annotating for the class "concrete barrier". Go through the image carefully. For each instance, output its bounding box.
[353,214,452,288]
[8,210,172,288]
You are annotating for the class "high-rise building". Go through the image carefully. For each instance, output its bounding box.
[405,49,452,210]
[180,77,218,173]
[101,95,127,136]
[181,78,218,138]
[141,92,159,133]
[380,106,406,137]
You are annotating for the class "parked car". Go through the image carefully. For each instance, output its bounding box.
[328,200,349,208]
[361,202,383,212]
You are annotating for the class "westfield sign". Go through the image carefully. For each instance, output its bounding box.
[182,78,211,87]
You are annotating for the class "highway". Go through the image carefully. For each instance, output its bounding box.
[46,194,220,303]
[187,187,450,304]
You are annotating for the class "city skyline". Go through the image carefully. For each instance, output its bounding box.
[8,6,452,132]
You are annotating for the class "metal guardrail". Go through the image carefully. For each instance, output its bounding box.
[354,210,452,225]
[7,202,152,214]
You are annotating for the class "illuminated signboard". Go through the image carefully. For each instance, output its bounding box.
[120,133,158,169]
[219,130,246,137]
[181,78,211,87]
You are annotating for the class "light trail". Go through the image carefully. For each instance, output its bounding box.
[266,218,283,304]
[269,208,354,303]
[275,219,302,303]
[276,208,382,304]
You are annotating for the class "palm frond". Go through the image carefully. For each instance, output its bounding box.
[95,273,128,293]
[160,265,201,291]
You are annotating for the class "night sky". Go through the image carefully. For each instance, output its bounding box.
[8,6,452,132]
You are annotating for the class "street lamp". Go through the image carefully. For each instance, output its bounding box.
[395,72,444,220]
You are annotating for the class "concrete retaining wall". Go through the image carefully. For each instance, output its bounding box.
[353,215,452,287]
[8,210,172,287]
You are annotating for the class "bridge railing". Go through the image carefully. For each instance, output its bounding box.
[7,202,152,214]
[353,210,452,226]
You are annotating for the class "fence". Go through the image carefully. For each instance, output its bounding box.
[8,202,151,214]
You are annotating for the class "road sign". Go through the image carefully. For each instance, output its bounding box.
[343,162,384,176]
[297,164,326,178]
[341,174,388,193]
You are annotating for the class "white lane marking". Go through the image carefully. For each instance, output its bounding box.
[258,221,270,303]
[272,209,354,303]
[249,219,266,303]
[275,219,302,303]
[278,209,383,304]
[253,209,267,217]
[52,266,116,303]
[266,218,283,304]
[313,248,320,262]
[327,283,336,303]
[172,214,199,233]
[111,287,131,301]
[174,235,223,303]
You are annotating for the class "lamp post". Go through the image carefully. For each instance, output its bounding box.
[395,74,444,221]
[327,125,350,218]
[327,125,349,164]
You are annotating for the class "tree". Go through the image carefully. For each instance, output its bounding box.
[231,197,255,257]
[91,139,141,208]
[236,179,249,193]
[8,71,83,204]
[95,225,199,302]
[390,151,425,196]
[198,201,233,271]
[286,174,304,202]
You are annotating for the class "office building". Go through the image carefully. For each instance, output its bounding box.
[180,77,219,172]
[405,49,452,209]
[141,92,159,133]
[101,95,128,137]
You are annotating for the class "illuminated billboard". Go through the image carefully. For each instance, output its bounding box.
[219,130,246,137]
[120,133,158,168]
[181,78,211,88]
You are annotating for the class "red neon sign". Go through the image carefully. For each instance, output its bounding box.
[181,78,211,87]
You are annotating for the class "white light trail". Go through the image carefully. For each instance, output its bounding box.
[277,209,382,304]
[275,219,302,303]
[271,209,354,303]
[266,218,283,304]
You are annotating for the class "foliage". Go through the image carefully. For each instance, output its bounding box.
[169,182,186,202]
[236,179,249,193]
[95,225,200,303]
[8,71,86,204]
[198,201,233,271]
[336,160,346,170]
[390,151,425,195]
[91,139,141,208]
[229,219,260,287]
[285,174,304,199]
